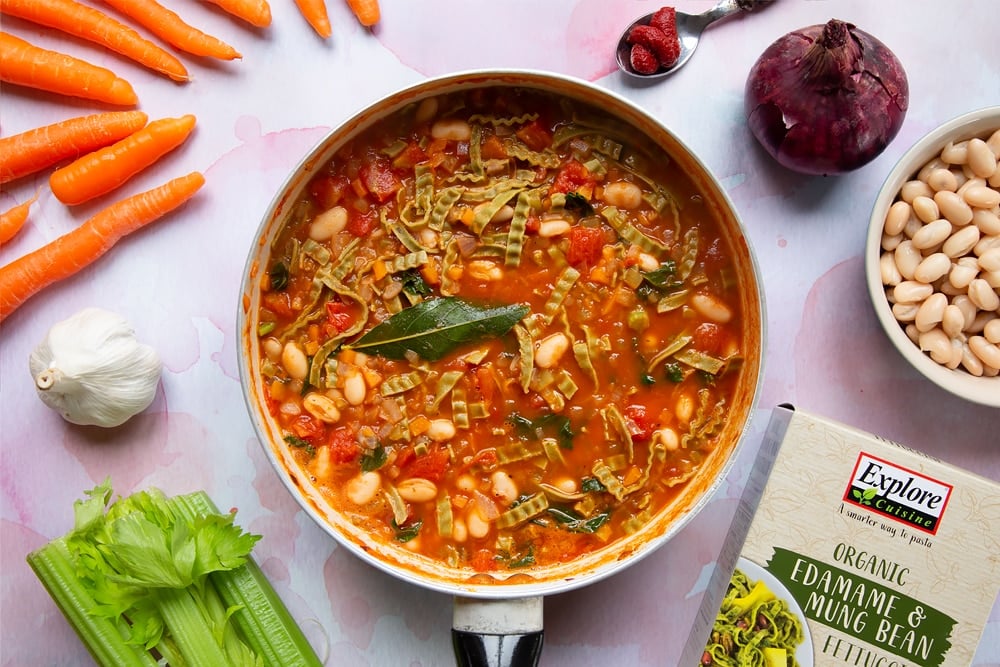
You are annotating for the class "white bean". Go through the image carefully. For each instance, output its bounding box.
[941,140,968,165]
[901,179,933,202]
[309,206,348,241]
[397,478,438,503]
[303,393,341,423]
[891,302,919,322]
[941,224,980,258]
[953,295,978,330]
[963,185,1000,210]
[654,426,680,451]
[934,191,974,226]
[534,332,570,368]
[346,471,381,505]
[431,118,472,142]
[881,232,903,251]
[961,341,985,376]
[979,247,1000,272]
[466,509,490,539]
[975,234,1000,256]
[926,168,958,192]
[946,338,964,370]
[281,342,309,380]
[894,241,921,280]
[911,219,952,250]
[601,181,643,209]
[879,252,902,286]
[911,196,939,223]
[537,218,571,238]
[675,392,695,423]
[467,260,504,281]
[969,336,1000,370]
[918,328,952,364]
[691,292,733,323]
[967,138,998,179]
[984,317,1000,343]
[913,253,951,283]
[489,471,518,505]
[988,129,1000,158]
[637,252,660,272]
[915,293,947,332]
[262,337,283,362]
[343,369,366,405]
[414,97,439,124]
[949,260,979,290]
[973,209,1000,235]
[427,419,457,442]
[968,278,1000,311]
[884,200,912,236]
[893,281,934,304]
[452,518,468,542]
[942,304,966,338]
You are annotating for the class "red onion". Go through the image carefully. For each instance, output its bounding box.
[744,19,909,176]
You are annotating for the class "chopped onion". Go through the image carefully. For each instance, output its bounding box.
[745,19,909,175]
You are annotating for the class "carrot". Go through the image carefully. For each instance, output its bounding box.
[0,0,189,82]
[0,191,39,245]
[294,0,331,38]
[0,31,138,105]
[99,0,241,59]
[0,171,205,322]
[50,114,198,205]
[345,0,378,27]
[0,111,148,185]
[203,0,271,28]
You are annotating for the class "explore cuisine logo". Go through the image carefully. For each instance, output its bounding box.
[844,454,953,535]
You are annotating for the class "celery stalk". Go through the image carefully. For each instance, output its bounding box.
[171,492,323,667]
[26,539,157,667]
[156,585,231,667]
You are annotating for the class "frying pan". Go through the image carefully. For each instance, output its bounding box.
[237,69,765,667]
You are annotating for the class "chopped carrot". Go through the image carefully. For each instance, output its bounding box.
[294,0,331,38]
[0,171,205,322]
[50,114,198,206]
[203,0,271,28]
[0,31,138,106]
[0,0,189,82]
[0,111,148,185]
[0,191,39,245]
[344,0,378,27]
[99,0,241,60]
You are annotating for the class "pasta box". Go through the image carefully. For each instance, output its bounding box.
[681,405,1000,667]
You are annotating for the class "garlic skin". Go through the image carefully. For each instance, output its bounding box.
[28,307,162,428]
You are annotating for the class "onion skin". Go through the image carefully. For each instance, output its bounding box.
[745,19,909,176]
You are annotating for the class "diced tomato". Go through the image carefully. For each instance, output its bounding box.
[262,291,294,318]
[323,301,354,336]
[309,174,351,209]
[567,226,605,266]
[524,214,540,234]
[515,119,552,152]
[400,446,450,482]
[392,141,428,170]
[470,548,498,572]
[693,322,723,355]
[290,415,327,443]
[347,210,377,236]
[359,158,402,204]
[550,160,592,194]
[467,448,498,472]
[327,428,360,464]
[623,404,656,441]
[473,366,495,407]
[480,134,508,160]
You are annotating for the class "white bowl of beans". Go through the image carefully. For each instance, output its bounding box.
[866,106,1000,407]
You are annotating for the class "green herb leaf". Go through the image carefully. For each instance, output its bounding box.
[269,262,289,291]
[284,435,315,457]
[400,269,431,297]
[360,445,387,472]
[547,506,611,534]
[642,261,679,291]
[564,192,594,217]
[392,519,422,543]
[581,477,606,493]
[347,297,529,361]
[664,362,684,383]
[507,547,535,569]
[508,412,575,449]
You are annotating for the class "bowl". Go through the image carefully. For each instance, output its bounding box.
[237,70,766,602]
[865,106,1000,407]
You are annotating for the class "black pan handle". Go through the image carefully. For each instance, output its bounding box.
[451,596,544,667]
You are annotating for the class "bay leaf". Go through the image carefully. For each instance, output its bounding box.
[346,297,529,361]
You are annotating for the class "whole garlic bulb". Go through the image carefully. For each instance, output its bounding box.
[28,307,162,427]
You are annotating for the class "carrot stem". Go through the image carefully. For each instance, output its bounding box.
[99,0,242,60]
[0,31,138,106]
[0,191,39,245]
[0,171,205,322]
[50,114,198,206]
[294,0,331,39]
[0,0,189,81]
[0,111,148,185]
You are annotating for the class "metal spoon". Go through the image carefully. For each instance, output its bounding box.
[616,0,771,80]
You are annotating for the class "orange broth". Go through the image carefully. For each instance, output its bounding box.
[255,88,745,573]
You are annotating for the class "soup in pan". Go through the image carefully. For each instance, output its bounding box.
[255,88,746,573]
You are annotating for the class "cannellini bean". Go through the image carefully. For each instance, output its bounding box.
[346,471,381,505]
[984,317,1000,343]
[926,168,958,192]
[960,341,986,376]
[309,206,348,241]
[414,97,439,124]
[281,342,309,380]
[945,338,964,370]
[654,426,680,451]
[884,201,912,236]
[904,324,920,344]
[939,279,964,297]
[537,217,571,238]
[901,179,933,202]
[534,332,570,368]
[970,336,1000,370]
[489,471,518,505]
[637,252,660,272]
[949,260,979,290]
[879,252,902,286]
[942,304,966,338]
[915,293,947,332]
[941,140,968,165]
[601,181,643,209]
[303,392,341,423]
[975,234,1000,256]
[894,241,921,280]
[968,278,1000,311]
[675,392,695,423]
[397,478,438,503]
[893,280,934,304]
[466,509,491,539]
[913,253,951,283]
[911,196,939,223]
[343,369,366,405]
[452,518,468,542]
[456,475,477,492]
[881,232,903,251]
[964,185,1000,209]
[911,219,952,250]
[427,418,457,442]
[917,157,948,182]
[691,292,733,323]
[935,191,974,226]
[980,247,1000,272]
[941,224,980,258]
[552,477,579,495]
[970,310,995,333]
[953,295,978,329]
[918,328,952,364]
[262,337,283,362]
[967,138,998,179]
[431,118,472,142]
[467,260,504,281]
[902,215,923,239]
[892,302,919,322]
[988,129,1000,157]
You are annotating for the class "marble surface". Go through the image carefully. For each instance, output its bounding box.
[1,0,997,664]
